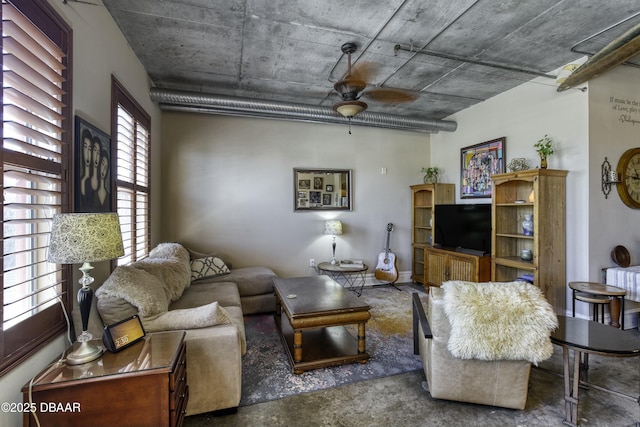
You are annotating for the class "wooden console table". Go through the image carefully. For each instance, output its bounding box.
[424,246,490,287]
[22,331,188,427]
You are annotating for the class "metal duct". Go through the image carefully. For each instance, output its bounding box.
[149,88,457,133]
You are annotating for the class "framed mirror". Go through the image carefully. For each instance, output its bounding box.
[294,168,352,211]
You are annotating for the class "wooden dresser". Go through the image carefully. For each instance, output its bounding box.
[23,331,188,427]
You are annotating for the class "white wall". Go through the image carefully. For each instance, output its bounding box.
[588,66,640,324]
[430,76,590,316]
[0,2,162,426]
[160,113,430,278]
[588,66,640,273]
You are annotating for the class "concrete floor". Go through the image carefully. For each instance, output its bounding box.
[185,335,640,427]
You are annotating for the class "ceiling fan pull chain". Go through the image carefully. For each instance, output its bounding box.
[348,117,352,134]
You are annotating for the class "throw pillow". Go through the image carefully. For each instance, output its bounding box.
[141,301,233,332]
[190,256,231,281]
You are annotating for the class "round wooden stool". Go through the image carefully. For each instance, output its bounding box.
[568,281,626,329]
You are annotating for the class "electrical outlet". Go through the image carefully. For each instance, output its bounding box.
[309,258,315,267]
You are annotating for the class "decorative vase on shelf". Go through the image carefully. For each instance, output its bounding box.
[521,214,534,236]
[520,249,533,261]
[540,156,548,169]
[423,175,438,184]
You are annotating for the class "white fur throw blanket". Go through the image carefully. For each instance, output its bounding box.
[441,280,558,364]
[96,243,192,317]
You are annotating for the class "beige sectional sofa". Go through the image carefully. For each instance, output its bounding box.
[88,243,277,416]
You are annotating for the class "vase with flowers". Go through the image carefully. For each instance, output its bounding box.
[534,135,554,169]
[421,167,440,184]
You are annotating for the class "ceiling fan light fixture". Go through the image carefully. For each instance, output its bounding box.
[333,100,368,117]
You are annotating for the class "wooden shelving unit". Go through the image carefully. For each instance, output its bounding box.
[491,169,567,313]
[410,183,454,285]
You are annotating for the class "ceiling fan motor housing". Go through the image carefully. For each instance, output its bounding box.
[334,79,366,100]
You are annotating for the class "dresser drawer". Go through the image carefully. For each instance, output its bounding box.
[169,343,187,409]
[169,342,188,427]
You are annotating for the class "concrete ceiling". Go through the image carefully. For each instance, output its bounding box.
[102,0,640,125]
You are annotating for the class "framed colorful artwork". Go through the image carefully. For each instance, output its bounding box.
[74,116,112,212]
[460,137,506,199]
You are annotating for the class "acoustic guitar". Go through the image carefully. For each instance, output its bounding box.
[374,223,399,283]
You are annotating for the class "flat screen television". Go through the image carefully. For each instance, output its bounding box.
[433,204,492,255]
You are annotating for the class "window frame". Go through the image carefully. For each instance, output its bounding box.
[111,77,151,264]
[0,0,73,376]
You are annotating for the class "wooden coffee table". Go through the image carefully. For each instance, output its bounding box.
[273,275,371,374]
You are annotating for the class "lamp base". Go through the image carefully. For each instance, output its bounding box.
[66,340,103,365]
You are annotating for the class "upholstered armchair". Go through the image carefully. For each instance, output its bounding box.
[412,281,557,410]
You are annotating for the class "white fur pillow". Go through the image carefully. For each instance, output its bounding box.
[96,266,169,317]
[141,301,232,332]
[149,242,191,264]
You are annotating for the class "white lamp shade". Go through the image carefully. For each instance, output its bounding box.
[324,220,343,236]
[333,100,367,117]
[47,213,124,264]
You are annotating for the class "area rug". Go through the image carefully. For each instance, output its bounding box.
[240,284,427,406]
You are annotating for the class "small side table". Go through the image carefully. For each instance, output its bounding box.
[317,262,368,296]
[23,331,188,427]
[569,281,626,329]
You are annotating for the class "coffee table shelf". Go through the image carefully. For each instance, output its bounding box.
[276,315,369,373]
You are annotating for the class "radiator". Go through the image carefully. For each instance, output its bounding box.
[606,265,640,302]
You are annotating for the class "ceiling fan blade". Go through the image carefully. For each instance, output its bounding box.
[349,62,376,84]
[365,88,417,103]
[557,23,640,92]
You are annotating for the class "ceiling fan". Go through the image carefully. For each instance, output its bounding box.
[332,42,415,118]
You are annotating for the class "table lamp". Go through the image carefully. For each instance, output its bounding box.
[324,220,343,265]
[47,213,124,365]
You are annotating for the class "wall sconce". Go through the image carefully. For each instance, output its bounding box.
[601,157,620,198]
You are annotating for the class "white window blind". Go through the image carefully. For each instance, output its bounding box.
[114,80,150,264]
[1,0,71,373]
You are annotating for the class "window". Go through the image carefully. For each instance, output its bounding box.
[112,78,151,264]
[1,0,72,375]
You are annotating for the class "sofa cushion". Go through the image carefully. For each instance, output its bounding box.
[202,266,276,297]
[96,265,170,318]
[141,301,233,333]
[170,281,242,310]
[190,256,230,281]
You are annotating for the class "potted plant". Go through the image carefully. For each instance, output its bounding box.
[534,135,554,169]
[421,167,440,184]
